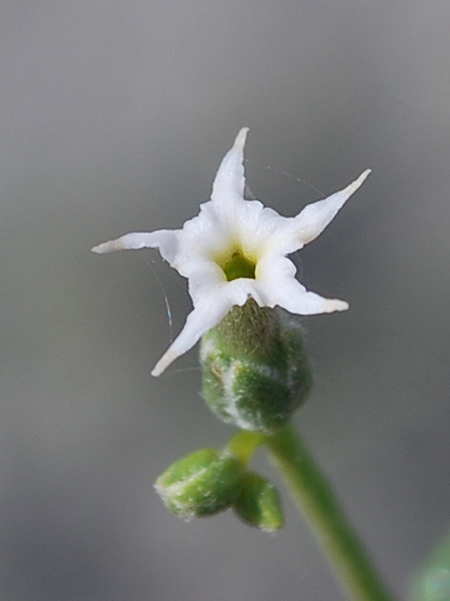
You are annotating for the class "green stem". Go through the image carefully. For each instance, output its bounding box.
[265,425,395,601]
[227,431,265,465]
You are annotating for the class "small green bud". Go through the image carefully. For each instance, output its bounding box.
[234,472,284,532]
[154,449,244,519]
[200,300,312,433]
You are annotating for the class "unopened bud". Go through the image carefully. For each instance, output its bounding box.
[154,449,244,519]
[234,472,284,532]
[200,300,312,433]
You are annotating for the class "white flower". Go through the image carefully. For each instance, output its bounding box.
[92,128,370,376]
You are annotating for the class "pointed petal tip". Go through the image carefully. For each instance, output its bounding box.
[91,242,110,254]
[91,239,124,254]
[358,168,372,185]
[344,168,372,197]
[233,127,249,151]
[335,299,349,312]
[151,349,177,377]
[319,298,349,313]
[325,299,349,312]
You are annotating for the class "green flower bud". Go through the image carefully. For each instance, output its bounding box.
[234,472,284,532]
[154,449,244,519]
[200,300,312,433]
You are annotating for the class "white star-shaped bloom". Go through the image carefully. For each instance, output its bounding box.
[93,128,370,376]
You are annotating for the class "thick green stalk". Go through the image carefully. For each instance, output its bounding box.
[265,425,395,601]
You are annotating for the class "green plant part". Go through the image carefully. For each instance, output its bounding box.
[154,449,244,519]
[234,472,284,532]
[411,530,450,601]
[201,300,312,433]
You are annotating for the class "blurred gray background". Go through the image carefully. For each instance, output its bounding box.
[1,1,450,600]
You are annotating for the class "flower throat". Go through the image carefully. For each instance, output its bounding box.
[221,249,256,281]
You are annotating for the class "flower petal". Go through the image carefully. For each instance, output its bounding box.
[185,260,226,304]
[234,201,287,257]
[179,202,232,260]
[256,253,348,314]
[268,169,371,255]
[91,230,180,264]
[262,275,348,315]
[152,276,268,376]
[223,278,266,307]
[151,290,234,376]
[211,128,249,206]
